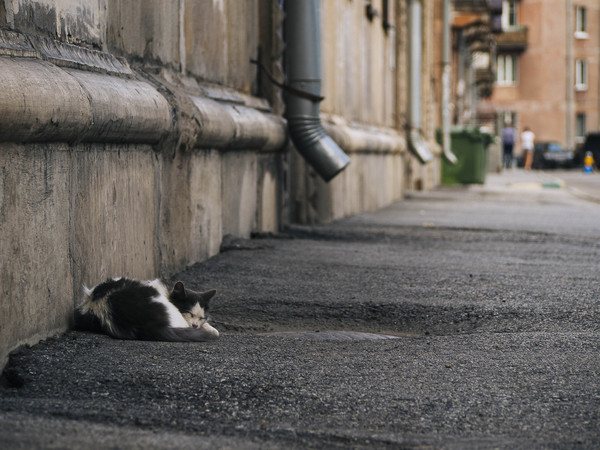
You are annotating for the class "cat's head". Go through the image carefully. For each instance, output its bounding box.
[170,281,216,329]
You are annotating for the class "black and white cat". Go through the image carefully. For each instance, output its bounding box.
[75,277,219,342]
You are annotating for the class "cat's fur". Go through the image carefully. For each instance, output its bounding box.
[75,278,219,342]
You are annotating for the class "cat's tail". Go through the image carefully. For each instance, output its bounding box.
[149,327,220,342]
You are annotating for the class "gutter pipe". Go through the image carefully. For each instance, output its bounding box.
[284,0,351,182]
[407,0,434,164]
[566,0,574,149]
[442,0,458,164]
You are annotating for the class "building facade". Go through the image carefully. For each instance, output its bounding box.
[491,0,600,154]
[0,1,443,368]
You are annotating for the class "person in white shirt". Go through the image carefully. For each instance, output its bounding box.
[521,126,535,171]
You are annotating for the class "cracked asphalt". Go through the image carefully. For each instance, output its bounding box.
[1,170,600,449]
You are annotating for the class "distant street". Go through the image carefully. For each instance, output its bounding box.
[1,169,600,449]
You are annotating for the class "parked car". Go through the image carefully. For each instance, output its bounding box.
[531,142,575,169]
[515,141,574,168]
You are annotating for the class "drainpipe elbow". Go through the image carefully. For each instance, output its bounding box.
[408,128,434,164]
[287,113,350,182]
[285,0,350,182]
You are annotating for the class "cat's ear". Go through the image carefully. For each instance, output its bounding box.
[200,289,217,304]
[172,281,186,296]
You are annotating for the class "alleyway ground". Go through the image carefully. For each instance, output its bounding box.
[1,169,600,449]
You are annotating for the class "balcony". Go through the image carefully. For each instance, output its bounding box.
[495,26,528,52]
[453,0,490,14]
[476,68,495,98]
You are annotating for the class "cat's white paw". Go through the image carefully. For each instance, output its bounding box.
[201,322,219,337]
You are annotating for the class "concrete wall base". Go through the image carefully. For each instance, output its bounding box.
[0,140,283,370]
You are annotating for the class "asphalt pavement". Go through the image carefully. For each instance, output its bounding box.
[1,169,600,449]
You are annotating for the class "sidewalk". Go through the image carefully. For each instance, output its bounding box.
[2,171,600,449]
[484,168,600,203]
[552,169,600,203]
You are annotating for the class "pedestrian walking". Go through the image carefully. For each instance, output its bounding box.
[521,126,535,171]
[501,124,516,169]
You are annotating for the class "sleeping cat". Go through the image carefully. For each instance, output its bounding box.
[75,277,219,342]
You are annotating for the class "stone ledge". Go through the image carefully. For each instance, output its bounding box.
[322,114,407,155]
[0,30,288,152]
[149,69,288,153]
[189,95,286,152]
[0,56,171,144]
[0,54,288,152]
[0,30,408,156]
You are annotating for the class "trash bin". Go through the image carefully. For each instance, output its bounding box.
[438,128,488,185]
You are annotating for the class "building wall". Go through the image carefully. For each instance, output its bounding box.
[0,0,286,369]
[521,0,567,144]
[290,0,440,225]
[291,0,407,224]
[572,0,600,138]
[492,0,600,151]
[0,0,441,368]
[321,0,396,128]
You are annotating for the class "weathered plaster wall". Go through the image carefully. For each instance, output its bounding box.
[0,143,282,373]
[0,139,282,369]
[106,0,180,66]
[158,149,223,276]
[1,0,103,46]
[1,0,263,89]
[289,0,441,224]
[182,0,259,92]
[0,144,73,361]
[71,145,160,285]
[321,0,396,128]
[105,0,259,93]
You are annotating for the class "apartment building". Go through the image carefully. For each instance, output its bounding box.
[491,0,600,154]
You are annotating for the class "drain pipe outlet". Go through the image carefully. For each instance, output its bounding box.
[407,0,434,164]
[285,0,351,182]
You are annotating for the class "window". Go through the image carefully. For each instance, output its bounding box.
[576,113,586,143]
[497,54,518,86]
[575,59,587,91]
[575,6,587,38]
[502,111,517,129]
[502,1,519,29]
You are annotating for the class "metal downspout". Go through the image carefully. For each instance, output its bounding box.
[442,0,458,164]
[284,0,351,182]
[407,0,434,164]
[566,0,574,149]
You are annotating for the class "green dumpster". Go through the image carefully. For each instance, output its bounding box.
[438,128,488,185]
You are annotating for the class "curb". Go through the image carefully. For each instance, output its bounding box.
[565,185,600,204]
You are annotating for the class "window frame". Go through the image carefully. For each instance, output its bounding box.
[502,0,519,30]
[575,6,588,39]
[575,59,588,91]
[576,113,586,143]
[496,54,518,86]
